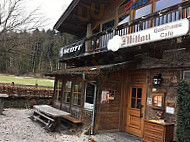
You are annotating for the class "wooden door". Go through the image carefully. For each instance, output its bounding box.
[126,84,146,137]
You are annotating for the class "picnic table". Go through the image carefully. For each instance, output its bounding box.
[0,94,8,115]
[32,105,71,131]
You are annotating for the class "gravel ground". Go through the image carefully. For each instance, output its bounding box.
[0,109,142,142]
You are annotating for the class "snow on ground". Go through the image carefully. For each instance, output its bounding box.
[0,109,142,142]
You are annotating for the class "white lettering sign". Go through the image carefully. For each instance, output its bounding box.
[120,19,189,48]
[63,44,82,55]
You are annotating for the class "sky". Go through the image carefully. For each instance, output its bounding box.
[27,0,72,30]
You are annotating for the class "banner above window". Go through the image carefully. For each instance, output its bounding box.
[59,39,85,59]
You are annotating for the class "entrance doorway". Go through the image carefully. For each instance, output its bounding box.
[126,84,146,137]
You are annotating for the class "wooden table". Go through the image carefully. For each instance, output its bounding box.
[0,94,8,115]
[32,105,71,131]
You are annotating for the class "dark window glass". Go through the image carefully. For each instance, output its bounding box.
[132,88,136,98]
[93,25,100,34]
[118,15,130,25]
[86,84,95,104]
[131,98,136,108]
[131,87,142,109]
[137,88,142,98]
[102,20,114,31]
[137,99,141,109]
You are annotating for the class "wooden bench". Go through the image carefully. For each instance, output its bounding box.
[0,94,8,115]
[63,115,82,124]
[31,105,70,131]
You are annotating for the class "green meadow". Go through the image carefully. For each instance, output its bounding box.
[0,74,54,87]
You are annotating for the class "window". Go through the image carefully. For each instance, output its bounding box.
[55,80,62,102]
[73,82,82,106]
[131,88,142,109]
[64,81,72,103]
[118,15,130,26]
[102,20,114,31]
[93,25,100,34]
[155,0,181,12]
[152,93,165,110]
[84,84,95,110]
[135,4,151,19]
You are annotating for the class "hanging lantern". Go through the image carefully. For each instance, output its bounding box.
[153,73,162,85]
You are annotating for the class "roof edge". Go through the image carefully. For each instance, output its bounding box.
[54,0,81,30]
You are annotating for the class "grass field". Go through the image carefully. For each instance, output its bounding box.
[0,74,54,87]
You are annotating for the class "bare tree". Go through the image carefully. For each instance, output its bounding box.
[0,0,46,34]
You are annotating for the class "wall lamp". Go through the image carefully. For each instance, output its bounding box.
[153,73,162,85]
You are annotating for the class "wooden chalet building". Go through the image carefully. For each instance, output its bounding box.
[48,0,190,141]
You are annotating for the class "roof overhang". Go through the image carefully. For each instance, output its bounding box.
[45,59,141,77]
[54,0,111,38]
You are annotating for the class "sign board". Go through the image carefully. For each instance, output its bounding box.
[166,106,175,114]
[120,19,189,48]
[183,70,190,81]
[147,97,152,106]
[59,39,85,59]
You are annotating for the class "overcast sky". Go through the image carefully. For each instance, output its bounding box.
[27,0,72,30]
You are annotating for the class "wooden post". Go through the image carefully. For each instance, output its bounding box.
[53,77,58,107]
[60,80,64,110]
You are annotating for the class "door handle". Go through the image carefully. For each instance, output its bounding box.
[140,105,144,118]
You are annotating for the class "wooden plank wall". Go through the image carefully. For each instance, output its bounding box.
[95,71,122,132]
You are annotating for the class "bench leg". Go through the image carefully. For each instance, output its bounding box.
[45,118,61,132]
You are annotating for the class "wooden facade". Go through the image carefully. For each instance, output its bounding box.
[49,0,190,140]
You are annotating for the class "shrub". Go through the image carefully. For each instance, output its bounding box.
[176,80,190,142]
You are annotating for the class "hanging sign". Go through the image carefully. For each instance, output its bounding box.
[120,18,189,48]
[59,39,85,59]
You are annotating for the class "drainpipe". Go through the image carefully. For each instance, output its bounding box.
[82,73,97,135]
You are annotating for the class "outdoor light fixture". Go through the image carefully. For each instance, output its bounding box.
[153,73,162,85]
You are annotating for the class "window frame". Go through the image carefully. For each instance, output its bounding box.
[55,79,63,102]
[135,3,152,19]
[72,82,83,106]
[151,93,165,110]
[64,81,72,104]
[102,18,115,31]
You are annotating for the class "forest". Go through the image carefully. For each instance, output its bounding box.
[0,29,76,75]
[0,0,76,76]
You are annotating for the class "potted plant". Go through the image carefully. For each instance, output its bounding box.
[156,111,165,122]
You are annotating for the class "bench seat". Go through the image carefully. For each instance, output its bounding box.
[62,115,82,124]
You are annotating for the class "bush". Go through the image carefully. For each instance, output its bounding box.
[177,80,190,142]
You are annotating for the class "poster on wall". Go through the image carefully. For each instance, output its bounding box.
[109,90,115,100]
[101,90,115,103]
[101,91,109,103]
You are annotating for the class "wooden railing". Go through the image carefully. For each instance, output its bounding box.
[61,1,190,60]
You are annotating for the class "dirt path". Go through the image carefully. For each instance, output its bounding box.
[0,109,142,142]
[0,109,89,142]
